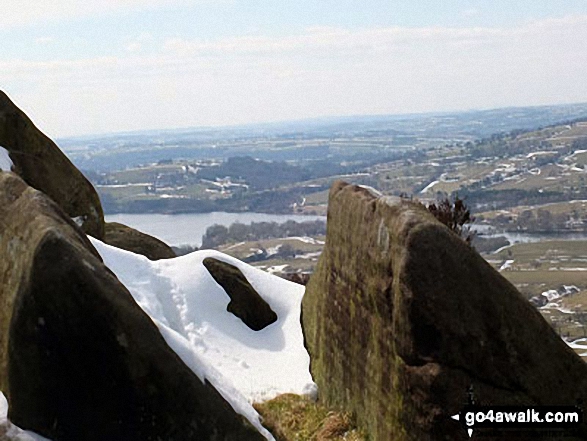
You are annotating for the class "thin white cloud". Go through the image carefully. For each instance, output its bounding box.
[34,36,56,45]
[125,32,154,53]
[161,23,533,60]
[461,8,480,19]
[0,0,191,28]
[3,15,587,137]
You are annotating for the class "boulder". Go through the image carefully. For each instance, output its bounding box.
[103,222,176,260]
[0,91,104,238]
[0,172,265,441]
[279,273,311,286]
[302,181,587,440]
[203,258,278,331]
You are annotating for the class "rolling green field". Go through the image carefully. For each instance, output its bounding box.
[483,240,587,352]
[488,240,587,294]
[217,237,325,274]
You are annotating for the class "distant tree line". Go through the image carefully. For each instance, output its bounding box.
[201,220,326,249]
[242,242,305,263]
[458,188,587,211]
[483,208,587,233]
[99,185,329,215]
[472,236,510,253]
[464,120,586,160]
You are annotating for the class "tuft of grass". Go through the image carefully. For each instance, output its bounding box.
[254,394,367,441]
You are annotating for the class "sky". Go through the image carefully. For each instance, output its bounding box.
[2,0,587,138]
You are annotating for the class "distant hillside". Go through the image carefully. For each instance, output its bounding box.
[58,102,587,172]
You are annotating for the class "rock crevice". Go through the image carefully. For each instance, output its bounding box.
[0,91,104,238]
[0,172,264,441]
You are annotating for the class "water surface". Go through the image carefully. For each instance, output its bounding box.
[105,212,326,246]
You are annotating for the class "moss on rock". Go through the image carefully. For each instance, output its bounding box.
[302,181,587,440]
[0,172,265,441]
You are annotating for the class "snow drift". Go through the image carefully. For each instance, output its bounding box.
[89,238,317,439]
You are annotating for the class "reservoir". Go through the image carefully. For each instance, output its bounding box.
[105,212,326,247]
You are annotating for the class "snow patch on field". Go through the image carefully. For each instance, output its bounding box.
[297,251,322,259]
[565,338,587,356]
[420,180,439,194]
[285,236,325,245]
[569,149,587,158]
[526,151,554,158]
[90,238,318,439]
[266,264,289,274]
[223,241,246,251]
[499,259,514,271]
[96,183,151,188]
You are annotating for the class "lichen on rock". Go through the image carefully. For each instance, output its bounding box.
[0,90,105,238]
[0,172,265,441]
[302,181,587,440]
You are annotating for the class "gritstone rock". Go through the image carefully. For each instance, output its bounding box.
[0,172,265,441]
[203,257,278,331]
[103,222,176,260]
[302,181,587,441]
[0,90,104,238]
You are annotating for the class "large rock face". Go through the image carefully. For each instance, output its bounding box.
[0,172,264,441]
[103,222,176,260]
[0,91,104,238]
[302,181,587,440]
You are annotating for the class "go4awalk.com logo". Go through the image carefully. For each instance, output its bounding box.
[451,405,583,438]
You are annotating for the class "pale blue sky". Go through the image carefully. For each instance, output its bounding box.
[2,1,587,137]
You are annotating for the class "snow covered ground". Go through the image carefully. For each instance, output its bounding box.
[285,236,325,245]
[0,392,49,441]
[0,147,13,172]
[565,338,587,357]
[499,259,514,271]
[90,238,318,440]
[420,180,439,194]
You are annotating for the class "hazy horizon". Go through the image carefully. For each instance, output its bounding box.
[3,1,587,138]
[48,100,587,141]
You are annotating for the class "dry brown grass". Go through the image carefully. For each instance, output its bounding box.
[254,394,367,441]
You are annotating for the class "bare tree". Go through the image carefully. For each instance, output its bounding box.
[427,196,475,244]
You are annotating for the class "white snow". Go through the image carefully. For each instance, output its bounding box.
[0,392,51,440]
[569,149,587,158]
[499,259,514,271]
[96,183,151,188]
[71,216,85,227]
[526,151,554,158]
[565,338,587,351]
[420,180,439,194]
[0,146,14,172]
[266,264,289,274]
[358,185,382,197]
[89,238,318,440]
[222,241,246,251]
[285,236,325,245]
[265,244,282,256]
[297,251,322,260]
